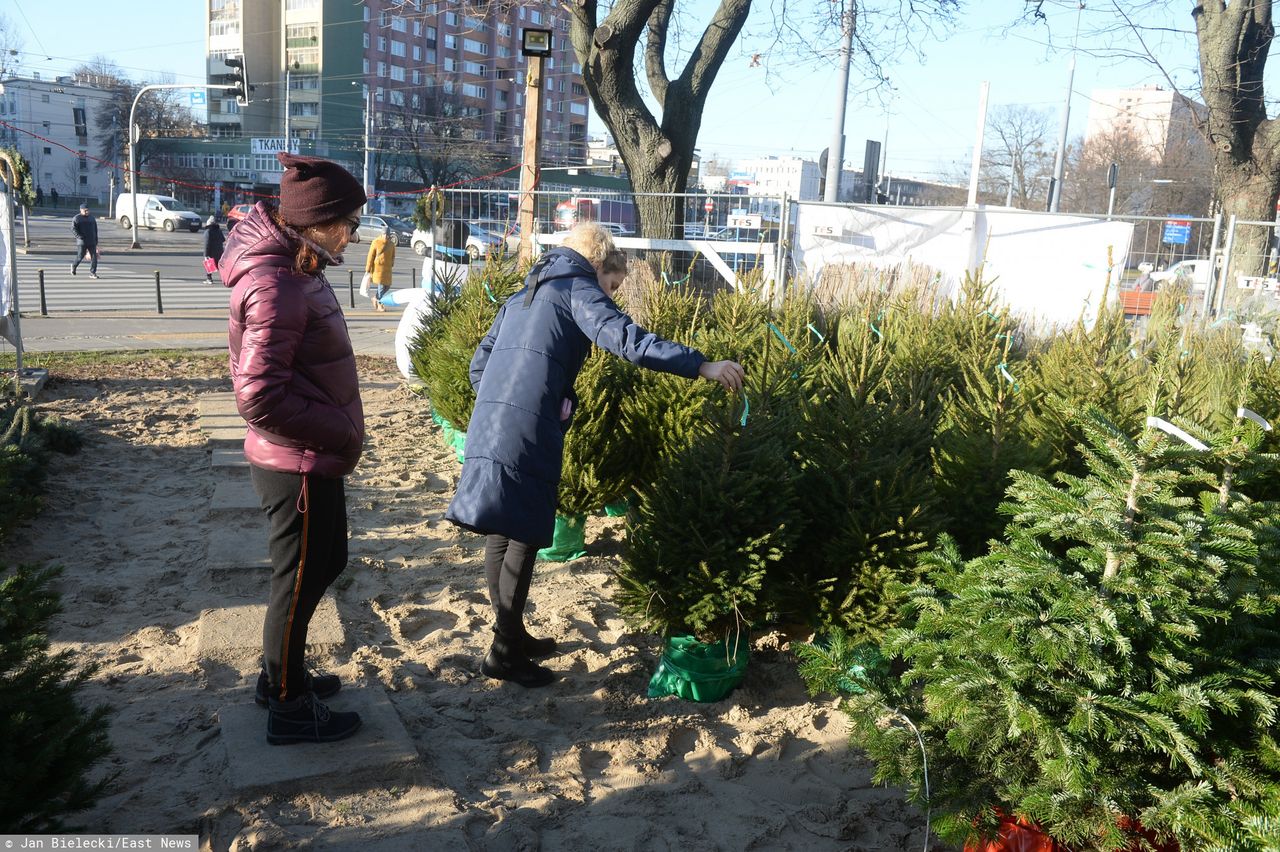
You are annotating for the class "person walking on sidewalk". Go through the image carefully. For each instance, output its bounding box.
[445,223,745,688]
[71,203,100,278]
[222,152,367,745]
[202,216,225,284]
[364,222,395,312]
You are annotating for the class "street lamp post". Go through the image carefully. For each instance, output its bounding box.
[352,81,373,212]
[283,61,299,154]
[517,28,552,264]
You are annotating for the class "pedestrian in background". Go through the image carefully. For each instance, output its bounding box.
[49,187,58,207]
[70,203,100,279]
[365,222,395,312]
[222,152,367,745]
[203,215,225,284]
[35,186,43,207]
[445,223,745,688]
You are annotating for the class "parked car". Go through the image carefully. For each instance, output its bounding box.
[1150,258,1212,292]
[114,193,202,232]
[225,204,254,227]
[470,218,521,253]
[351,214,415,246]
[412,220,502,260]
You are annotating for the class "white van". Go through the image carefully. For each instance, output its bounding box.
[115,193,202,232]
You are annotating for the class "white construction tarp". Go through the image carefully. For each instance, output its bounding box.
[792,204,1134,329]
[0,194,16,348]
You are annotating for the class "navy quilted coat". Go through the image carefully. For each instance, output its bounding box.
[445,247,705,547]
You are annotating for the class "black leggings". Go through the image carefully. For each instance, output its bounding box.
[484,535,537,640]
[251,466,348,702]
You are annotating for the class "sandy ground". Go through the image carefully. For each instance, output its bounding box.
[2,354,932,851]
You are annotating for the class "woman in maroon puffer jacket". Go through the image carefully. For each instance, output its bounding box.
[222,152,366,746]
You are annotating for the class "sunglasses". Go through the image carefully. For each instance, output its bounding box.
[345,216,360,235]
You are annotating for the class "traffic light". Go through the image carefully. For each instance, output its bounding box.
[224,56,249,106]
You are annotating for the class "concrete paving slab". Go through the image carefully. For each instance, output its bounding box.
[200,413,244,431]
[205,426,246,444]
[211,478,259,512]
[196,596,344,658]
[210,448,249,469]
[198,396,239,418]
[208,520,271,571]
[218,686,418,795]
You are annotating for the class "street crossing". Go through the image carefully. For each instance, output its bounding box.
[14,254,233,312]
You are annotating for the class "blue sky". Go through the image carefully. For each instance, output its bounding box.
[4,0,1203,181]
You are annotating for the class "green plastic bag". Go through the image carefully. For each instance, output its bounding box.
[602,499,629,517]
[536,513,587,562]
[450,427,466,464]
[647,633,749,703]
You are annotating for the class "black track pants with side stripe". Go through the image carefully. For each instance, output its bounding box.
[250,465,348,703]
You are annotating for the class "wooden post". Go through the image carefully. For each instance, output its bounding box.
[517,54,547,266]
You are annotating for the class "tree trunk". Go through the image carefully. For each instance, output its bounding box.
[1220,171,1280,296]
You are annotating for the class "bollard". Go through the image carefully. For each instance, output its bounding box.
[38,269,47,316]
[154,270,164,314]
[348,269,355,308]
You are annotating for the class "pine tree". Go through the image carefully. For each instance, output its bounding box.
[0,565,114,830]
[779,299,944,636]
[615,356,802,642]
[557,348,640,516]
[801,411,1280,852]
[411,260,524,431]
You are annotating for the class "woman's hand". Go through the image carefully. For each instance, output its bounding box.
[698,360,745,392]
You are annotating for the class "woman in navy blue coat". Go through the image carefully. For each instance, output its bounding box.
[446,224,744,687]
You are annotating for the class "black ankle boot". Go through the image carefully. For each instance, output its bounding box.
[519,631,557,659]
[255,668,341,708]
[266,692,361,745]
[482,635,554,688]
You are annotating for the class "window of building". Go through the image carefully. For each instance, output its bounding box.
[464,61,487,75]
[571,82,586,97]
[463,38,488,55]
[209,19,241,36]
[363,33,370,48]
[80,175,88,187]
[445,11,458,25]
[519,7,525,19]
[286,0,319,9]
[412,69,421,84]
[413,45,421,60]
[378,36,387,52]
[289,102,320,116]
[40,94,49,103]
[498,23,512,37]
[389,89,405,105]
[390,64,406,81]
[377,61,388,77]
[380,11,389,26]
[376,86,385,102]
[444,34,457,49]
[391,15,407,32]
[414,20,422,36]
[570,123,585,139]
[290,75,319,90]
[442,80,455,94]
[363,58,371,74]
[425,49,436,63]
[412,94,420,109]
[42,147,52,155]
[73,107,88,137]
[530,10,542,24]
[462,83,487,100]
[426,25,437,42]
[465,16,486,31]
[444,57,456,71]
[572,62,582,74]
[497,45,511,58]
[391,40,406,57]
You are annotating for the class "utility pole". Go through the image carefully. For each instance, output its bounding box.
[517,30,551,264]
[357,83,373,212]
[1047,2,1084,213]
[823,5,854,203]
[967,81,990,208]
[283,65,293,151]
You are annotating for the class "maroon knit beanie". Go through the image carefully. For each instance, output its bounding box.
[276,152,366,227]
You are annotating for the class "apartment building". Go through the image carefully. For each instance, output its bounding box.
[0,74,113,203]
[1084,85,1207,159]
[197,0,586,199]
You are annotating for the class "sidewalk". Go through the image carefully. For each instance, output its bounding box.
[14,309,401,357]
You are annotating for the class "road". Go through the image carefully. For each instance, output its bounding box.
[11,211,431,313]
[5,211,432,357]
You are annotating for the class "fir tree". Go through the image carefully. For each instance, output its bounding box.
[557,348,639,516]
[801,412,1280,851]
[616,358,802,641]
[0,565,114,831]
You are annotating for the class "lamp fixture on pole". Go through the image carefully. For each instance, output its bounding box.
[517,28,552,264]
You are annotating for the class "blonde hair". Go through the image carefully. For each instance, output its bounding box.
[599,248,627,276]
[561,222,617,268]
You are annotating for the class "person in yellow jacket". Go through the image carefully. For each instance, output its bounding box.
[365,224,396,312]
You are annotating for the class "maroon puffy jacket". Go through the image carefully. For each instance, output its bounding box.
[222,202,363,478]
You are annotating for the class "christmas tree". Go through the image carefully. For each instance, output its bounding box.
[556,347,640,516]
[0,565,114,830]
[801,411,1280,851]
[616,345,802,642]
